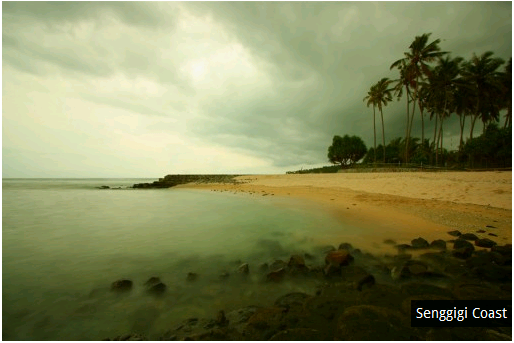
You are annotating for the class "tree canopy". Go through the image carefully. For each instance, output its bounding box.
[327,135,367,168]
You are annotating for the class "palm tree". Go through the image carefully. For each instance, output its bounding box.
[363,84,378,163]
[424,56,463,166]
[390,59,416,163]
[460,51,505,139]
[500,58,512,129]
[373,78,394,163]
[391,33,447,162]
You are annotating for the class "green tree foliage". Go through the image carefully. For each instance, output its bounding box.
[328,135,367,168]
[462,123,512,168]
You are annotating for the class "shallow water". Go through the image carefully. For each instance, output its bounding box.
[2,178,372,340]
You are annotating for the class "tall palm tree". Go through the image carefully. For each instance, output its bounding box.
[424,56,463,165]
[391,33,447,162]
[460,51,505,139]
[373,78,394,163]
[363,84,378,163]
[390,59,415,163]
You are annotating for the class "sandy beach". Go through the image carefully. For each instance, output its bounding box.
[179,171,512,252]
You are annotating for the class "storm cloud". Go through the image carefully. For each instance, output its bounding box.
[3,2,511,177]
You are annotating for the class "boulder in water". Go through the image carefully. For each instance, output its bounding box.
[411,237,429,249]
[475,238,497,248]
[111,279,133,292]
[147,282,166,295]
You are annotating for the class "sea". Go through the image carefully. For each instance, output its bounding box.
[2,178,365,340]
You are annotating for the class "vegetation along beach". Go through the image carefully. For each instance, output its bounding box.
[3,1,511,341]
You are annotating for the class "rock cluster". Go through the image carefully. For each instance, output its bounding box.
[102,232,511,341]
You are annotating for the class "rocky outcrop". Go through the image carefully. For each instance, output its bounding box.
[132,174,241,189]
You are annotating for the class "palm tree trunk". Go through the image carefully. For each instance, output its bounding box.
[459,114,466,151]
[433,113,438,165]
[407,90,417,164]
[373,105,377,164]
[380,107,386,163]
[504,100,511,128]
[405,86,410,164]
[470,113,479,140]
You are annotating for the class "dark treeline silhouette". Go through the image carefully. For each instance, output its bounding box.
[364,32,511,168]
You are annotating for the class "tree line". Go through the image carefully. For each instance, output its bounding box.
[365,32,511,166]
[328,33,511,169]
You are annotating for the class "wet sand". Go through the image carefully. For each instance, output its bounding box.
[178,171,512,251]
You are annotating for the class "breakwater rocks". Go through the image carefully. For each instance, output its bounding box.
[102,232,512,341]
[132,175,241,189]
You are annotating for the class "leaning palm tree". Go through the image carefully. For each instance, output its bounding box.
[391,33,447,162]
[460,51,505,139]
[373,78,394,163]
[363,84,379,163]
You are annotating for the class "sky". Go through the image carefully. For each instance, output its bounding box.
[2,1,512,177]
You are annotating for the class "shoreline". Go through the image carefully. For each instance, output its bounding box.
[176,171,512,249]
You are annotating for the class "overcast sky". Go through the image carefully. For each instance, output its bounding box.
[3,2,512,177]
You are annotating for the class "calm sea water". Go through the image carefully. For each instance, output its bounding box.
[2,178,359,340]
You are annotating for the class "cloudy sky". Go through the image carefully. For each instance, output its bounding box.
[3,2,512,177]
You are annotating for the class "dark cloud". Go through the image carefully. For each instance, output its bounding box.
[3,2,512,176]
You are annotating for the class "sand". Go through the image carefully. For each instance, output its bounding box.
[178,171,512,253]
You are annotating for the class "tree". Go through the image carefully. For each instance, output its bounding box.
[391,33,447,162]
[363,84,378,163]
[460,51,505,139]
[374,78,394,163]
[328,135,367,168]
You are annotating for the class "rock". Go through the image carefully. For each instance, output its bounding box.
[472,265,512,282]
[225,306,260,325]
[489,233,498,237]
[358,284,406,311]
[447,230,462,237]
[486,225,497,228]
[216,310,229,327]
[391,260,429,280]
[147,282,166,295]
[383,239,396,245]
[325,249,353,267]
[266,268,286,282]
[453,247,474,259]
[323,263,342,278]
[338,242,353,251]
[452,239,475,259]
[411,237,429,249]
[219,272,230,280]
[186,272,198,282]
[244,307,286,340]
[274,292,310,309]
[335,305,412,340]
[99,185,110,189]
[429,239,447,250]
[475,238,497,248]
[144,277,160,286]
[269,260,287,271]
[477,229,486,233]
[237,263,249,275]
[269,328,323,341]
[395,244,411,253]
[304,252,314,260]
[287,254,306,268]
[110,279,133,292]
[460,233,479,241]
